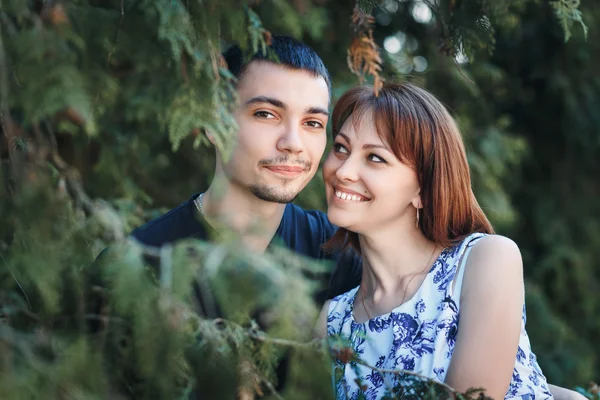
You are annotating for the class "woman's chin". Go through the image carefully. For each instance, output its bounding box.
[327,209,356,230]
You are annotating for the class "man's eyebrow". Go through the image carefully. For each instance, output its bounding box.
[245,96,329,117]
[306,107,330,117]
[244,96,286,109]
[338,131,389,150]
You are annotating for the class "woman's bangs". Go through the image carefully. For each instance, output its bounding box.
[372,94,416,168]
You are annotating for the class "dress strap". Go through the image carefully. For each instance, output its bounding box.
[448,233,486,302]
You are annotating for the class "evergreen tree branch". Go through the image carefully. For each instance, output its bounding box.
[213,317,484,398]
[107,0,125,66]
[0,254,33,312]
[550,0,588,42]
[348,3,383,94]
[0,5,23,190]
[453,58,475,85]
[208,318,315,350]
[47,145,95,216]
[351,357,465,399]
[258,377,284,400]
[245,324,321,351]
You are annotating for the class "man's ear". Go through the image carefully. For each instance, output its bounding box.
[205,130,217,146]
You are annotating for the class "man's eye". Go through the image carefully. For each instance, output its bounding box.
[254,111,275,119]
[306,120,324,129]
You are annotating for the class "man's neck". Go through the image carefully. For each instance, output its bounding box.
[200,181,287,253]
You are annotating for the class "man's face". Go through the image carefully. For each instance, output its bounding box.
[222,61,330,203]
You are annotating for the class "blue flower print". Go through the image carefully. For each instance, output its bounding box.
[326,233,553,400]
[529,371,540,386]
[393,353,416,371]
[411,320,436,357]
[433,367,445,381]
[390,313,419,348]
[415,299,426,314]
[507,368,523,397]
[433,258,454,292]
[369,315,391,333]
[366,370,384,389]
[516,346,527,364]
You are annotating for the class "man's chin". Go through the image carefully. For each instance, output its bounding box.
[248,184,300,204]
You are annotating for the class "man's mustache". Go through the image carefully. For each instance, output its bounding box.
[259,157,311,170]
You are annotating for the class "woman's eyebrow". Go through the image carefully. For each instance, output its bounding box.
[338,131,388,150]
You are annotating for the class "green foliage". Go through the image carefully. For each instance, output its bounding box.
[550,0,589,41]
[6,10,97,134]
[0,174,322,398]
[357,0,383,14]
[1,0,598,398]
[431,0,534,61]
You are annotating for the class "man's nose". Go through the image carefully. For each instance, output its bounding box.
[276,122,304,154]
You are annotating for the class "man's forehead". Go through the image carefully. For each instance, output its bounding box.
[237,61,330,108]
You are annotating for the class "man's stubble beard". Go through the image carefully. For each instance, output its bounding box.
[226,168,303,204]
[247,182,300,204]
[225,157,311,204]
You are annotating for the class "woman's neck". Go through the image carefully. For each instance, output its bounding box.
[358,224,441,302]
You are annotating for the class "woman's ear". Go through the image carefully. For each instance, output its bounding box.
[411,189,422,210]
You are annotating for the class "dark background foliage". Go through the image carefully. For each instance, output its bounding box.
[1,0,598,398]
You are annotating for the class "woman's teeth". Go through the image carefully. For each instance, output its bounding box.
[335,190,368,202]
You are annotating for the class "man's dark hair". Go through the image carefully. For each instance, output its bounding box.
[222,35,332,95]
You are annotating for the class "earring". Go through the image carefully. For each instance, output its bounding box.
[416,207,420,228]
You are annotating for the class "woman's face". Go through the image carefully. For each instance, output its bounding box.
[322,109,421,235]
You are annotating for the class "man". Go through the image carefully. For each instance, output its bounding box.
[131,36,361,303]
[129,35,582,399]
[128,35,360,395]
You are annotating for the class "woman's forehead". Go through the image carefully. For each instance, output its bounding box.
[341,108,391,145]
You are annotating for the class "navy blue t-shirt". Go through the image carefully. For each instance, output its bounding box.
[112,193,361,392]
[129,193,362,301]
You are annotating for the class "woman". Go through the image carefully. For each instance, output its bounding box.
[316,82,553,399]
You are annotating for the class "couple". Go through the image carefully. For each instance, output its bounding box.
[130,35,580,399]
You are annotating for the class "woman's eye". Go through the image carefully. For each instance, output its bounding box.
[254,111,275,119]
[333,143,348,154]
[369,154,386,163]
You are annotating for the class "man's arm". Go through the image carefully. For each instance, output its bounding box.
[313,299,331,339]
[326,247,362,299]
[549,384,588,400]
[303,208,362,301]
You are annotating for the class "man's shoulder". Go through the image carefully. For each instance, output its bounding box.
[130,193,207,247]
[283,203,336,234]
[281,205,363,300]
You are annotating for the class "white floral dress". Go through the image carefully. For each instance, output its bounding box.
[327,233,553,399]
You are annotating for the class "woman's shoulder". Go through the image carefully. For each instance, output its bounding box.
[468,234,522,262]
[461,234,524,298]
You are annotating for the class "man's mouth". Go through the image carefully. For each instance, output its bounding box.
[264,165,306,177]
